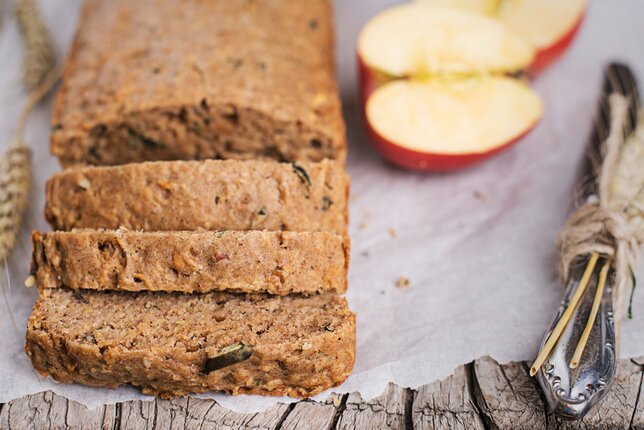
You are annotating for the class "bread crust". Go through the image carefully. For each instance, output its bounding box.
[26,288,356,398]
[32,229,349,295]
[51,0,345,166]
[45,159,349,234]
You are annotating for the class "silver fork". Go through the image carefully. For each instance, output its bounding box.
[535,63,640,418]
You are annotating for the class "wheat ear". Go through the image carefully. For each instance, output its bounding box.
[15,0,56,91]
[0,147,31,263]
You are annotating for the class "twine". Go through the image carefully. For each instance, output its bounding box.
[558,94,644,323]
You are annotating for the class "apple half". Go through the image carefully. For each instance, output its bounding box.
[415,0,587,73]
[366,77,543,170]
[357,4,543,171]
[358,4,535,101]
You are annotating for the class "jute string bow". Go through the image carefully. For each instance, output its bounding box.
[558,94,644,324]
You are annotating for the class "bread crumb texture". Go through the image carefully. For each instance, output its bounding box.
[45,159,348,234]
[32,229,349,295]
[26,288,356,398]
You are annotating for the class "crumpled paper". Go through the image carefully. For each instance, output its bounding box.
[1,0,643,413]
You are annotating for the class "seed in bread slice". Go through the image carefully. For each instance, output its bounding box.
[31,229,349,295]
[26,288,356,398]
[45,159,348,234]
[50,0,345,166]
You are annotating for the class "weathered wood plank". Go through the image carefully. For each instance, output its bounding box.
[280,399,338,430]
[335,383,409,430]
[630,358,644,429]
[412,364,486,430]
[472,356,550,429]
[473,356,644,430]
[64,397,116,430]
[556,357,644,430]
[2,356,643,429]
[118,397,195,430]
[0,391,115,430]
[119,398,157,429]
[150,398,189,430]
[109,396,295,430]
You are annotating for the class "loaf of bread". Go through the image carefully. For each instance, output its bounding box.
[51,0,345,166]
[26,288,355,398]
[45,159,348,234]
[32,229,349,295]
[29,0,356,400]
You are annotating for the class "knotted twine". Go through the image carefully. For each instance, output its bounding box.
[558,94,644,326]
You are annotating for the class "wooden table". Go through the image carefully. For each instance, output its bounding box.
[2,356,642,429]
[1,1,644,429]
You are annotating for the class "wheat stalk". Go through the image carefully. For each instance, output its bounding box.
[0,0,58,277]
[15,0,56,91]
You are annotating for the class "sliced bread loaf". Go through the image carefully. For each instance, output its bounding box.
[51,0,345,166]
[32,229,349,295]
[26,288,355,398]
[45,159,348,234]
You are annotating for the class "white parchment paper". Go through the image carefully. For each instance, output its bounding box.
[1,0,643,413]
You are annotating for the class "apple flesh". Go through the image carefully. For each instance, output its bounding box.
[357,4,535,79]
[415,0,586,73]
[365,77,543,171]
[357,3,542,171]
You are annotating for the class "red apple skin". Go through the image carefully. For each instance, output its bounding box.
[357,52,397,107]
[365,116,539,171]
[528,12,585,75]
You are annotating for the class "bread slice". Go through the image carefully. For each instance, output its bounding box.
[31,229,349,295]
[26,288,355,398]
[51,0,345,166]
[45,159,348,234]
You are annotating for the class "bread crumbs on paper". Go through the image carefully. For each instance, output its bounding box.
[396,276,410,289]
[357,209,373,231]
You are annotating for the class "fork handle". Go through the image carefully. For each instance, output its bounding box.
[536,256,616,418]
[536,63,640,419]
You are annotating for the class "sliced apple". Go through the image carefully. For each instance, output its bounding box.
[357,3,535,104]
[497,0,585,72]
[413,0,500,15]
[358,4,534,78]
[357,3,542,170]
[415,0,586,72]
[366,76,543,171]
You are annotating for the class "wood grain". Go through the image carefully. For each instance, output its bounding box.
[1,356,642,429]
[412,364,485,430]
